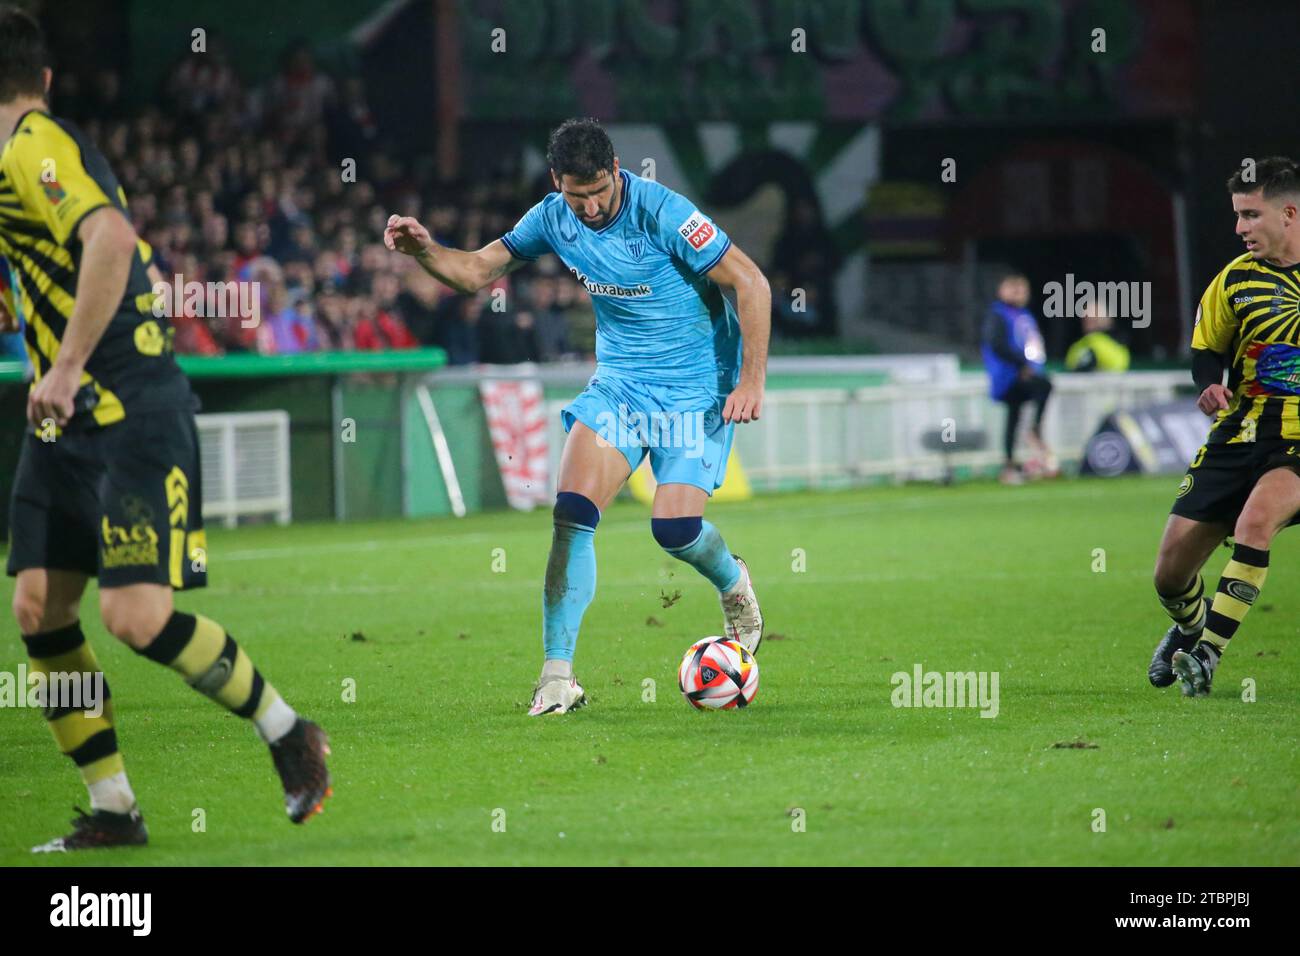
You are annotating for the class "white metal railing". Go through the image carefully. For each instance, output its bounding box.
[196,411,291,527]
[542,371,1192,493]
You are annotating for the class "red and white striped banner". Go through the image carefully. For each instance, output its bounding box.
[480,379,550,511]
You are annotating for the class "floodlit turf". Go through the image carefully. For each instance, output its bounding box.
[1,475,1297,866]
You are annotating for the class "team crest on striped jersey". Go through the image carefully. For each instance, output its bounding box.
[42,180,66,204]
[1251,342,1300,396]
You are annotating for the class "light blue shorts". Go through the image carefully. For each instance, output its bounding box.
[562,372,734,494]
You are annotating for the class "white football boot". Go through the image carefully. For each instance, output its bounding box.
[528,676,587,716]
[720,556,764,655]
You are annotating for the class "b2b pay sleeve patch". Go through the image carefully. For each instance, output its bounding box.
[677,210,718,251]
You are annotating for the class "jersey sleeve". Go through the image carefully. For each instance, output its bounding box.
[1190,262,1238,354]
[500,201,552,261]
[652,188,732,276]
[8,117,115,247]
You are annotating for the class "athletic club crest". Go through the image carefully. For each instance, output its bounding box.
[625,234,645,261]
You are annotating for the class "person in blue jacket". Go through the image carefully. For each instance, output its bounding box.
[981,272,1057,484]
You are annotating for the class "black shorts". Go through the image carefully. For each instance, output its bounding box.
[7,407,207,590]
[1170,440,1300,528]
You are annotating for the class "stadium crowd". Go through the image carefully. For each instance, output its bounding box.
[41,43,600,364]
[3,42,835,365]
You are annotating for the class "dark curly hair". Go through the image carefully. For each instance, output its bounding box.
[546,118,615,183]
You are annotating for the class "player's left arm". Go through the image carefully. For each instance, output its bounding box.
[27,206,138,426]
[707,243,770,424]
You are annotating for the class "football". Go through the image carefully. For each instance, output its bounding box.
[677,637,759,710]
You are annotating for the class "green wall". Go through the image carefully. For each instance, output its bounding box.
[403,382,508,518]
[194,376,336,521]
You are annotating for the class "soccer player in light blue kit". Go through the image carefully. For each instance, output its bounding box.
[385,119,770,715]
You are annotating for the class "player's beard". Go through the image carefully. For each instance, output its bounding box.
[579,177,620,230]
[581,202,612,230]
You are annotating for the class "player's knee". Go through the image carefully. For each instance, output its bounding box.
[554,491,600,530]
[1153,562,1191,598]
[99,591,173,650]
[11,578,75,635]
[1233,511,1274,548]
[652,516,702,551]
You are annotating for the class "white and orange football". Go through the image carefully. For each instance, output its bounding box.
[678,636,759,710]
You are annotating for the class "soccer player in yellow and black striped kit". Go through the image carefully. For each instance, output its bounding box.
[0,6,330,850]
[1149,157,1300,696]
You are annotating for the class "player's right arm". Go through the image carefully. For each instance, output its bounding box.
[1190,262,1238,417]
[383,215,526,294]
[6,117,141,425]
[1193,349,1229,415]
[28,206,138,426]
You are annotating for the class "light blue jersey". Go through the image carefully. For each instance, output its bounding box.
[500,169,742,394]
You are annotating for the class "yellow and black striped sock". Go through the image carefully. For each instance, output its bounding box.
[21,623,123,788]
[137,612,295,740]
[1202,544,1269,655]
[1157,574,1207,633]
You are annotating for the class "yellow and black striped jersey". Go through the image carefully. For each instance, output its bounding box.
[0,108,188,429]
[1193,251,1300,444]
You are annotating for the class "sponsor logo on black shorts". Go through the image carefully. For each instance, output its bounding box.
[1176,474,1194,498]
[101,515,159,568]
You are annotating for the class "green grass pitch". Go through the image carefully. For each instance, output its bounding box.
[1,475,1297,866]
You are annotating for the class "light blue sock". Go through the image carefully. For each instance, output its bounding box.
[542,493,599,663]
[652,517,741,593]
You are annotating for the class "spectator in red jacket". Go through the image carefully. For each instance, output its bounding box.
[354,298,417,351]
